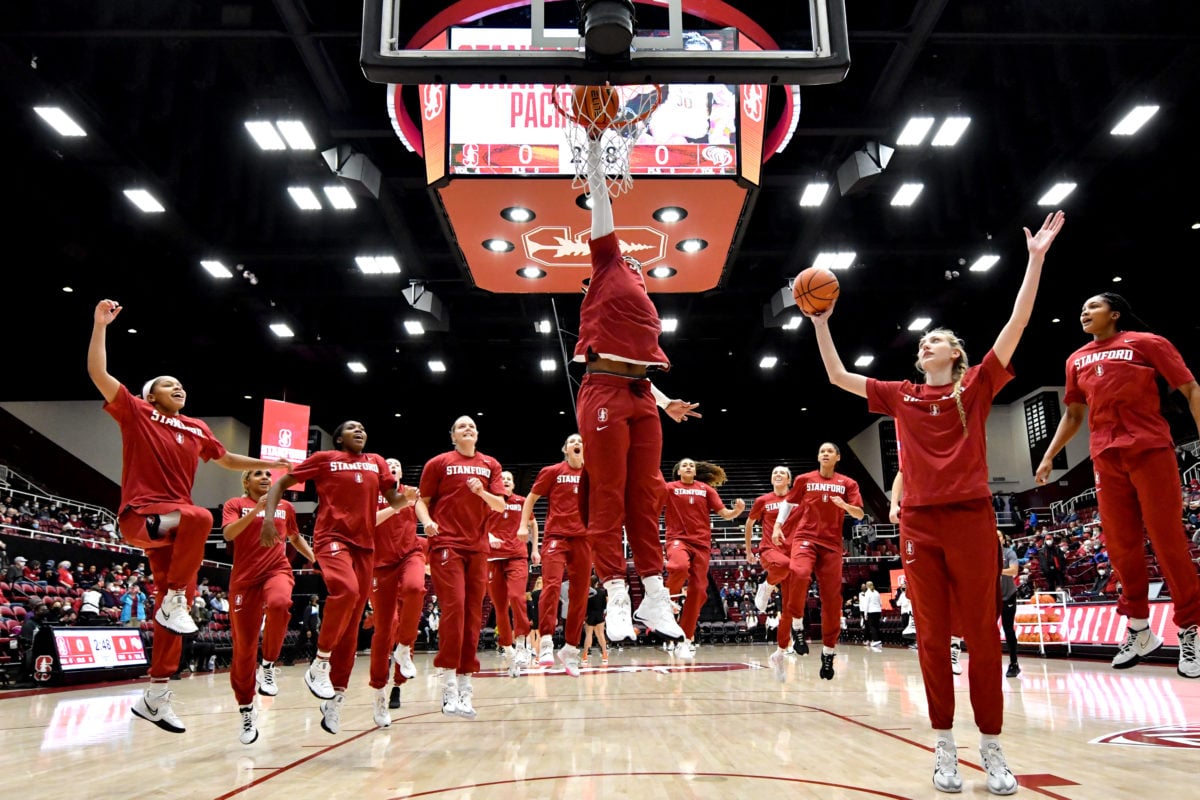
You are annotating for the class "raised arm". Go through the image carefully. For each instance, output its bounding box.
[215,452,293,473]
[88,300,123,403]
[587,136,614,238]
[1034,402,1087,484]
[992,210,1065,367]
[807,306,869,398]
[260,473,300,547]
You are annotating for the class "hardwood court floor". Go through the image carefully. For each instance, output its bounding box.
[2,642,1197,799]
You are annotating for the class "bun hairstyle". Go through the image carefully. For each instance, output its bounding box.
[674,459,728,486]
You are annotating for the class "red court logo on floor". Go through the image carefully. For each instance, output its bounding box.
[1092,725,1200,748]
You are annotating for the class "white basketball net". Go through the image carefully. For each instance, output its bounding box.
[554,85,663,198]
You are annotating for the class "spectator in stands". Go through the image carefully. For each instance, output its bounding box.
[56,560,75,589]
[88,298,291,733]
[1036,291,1200,680]
[1039,535,1067,591]
[805,210,1064,794]
[262,420,414,735]
[5,555,26,583]
[120,584,148,625]
[1081,564,1115,599]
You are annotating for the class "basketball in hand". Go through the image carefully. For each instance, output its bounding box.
[792,267,840,315]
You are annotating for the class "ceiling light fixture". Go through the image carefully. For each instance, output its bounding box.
[403,320,425,335]
[660,317,678,332]
[269,322,295,338]
[347,361,367,374]
[907,316,932,331]
[783,316,803,330]
[931,116,971,147]
[854,355,875,367]
[891,182,924,207]
[323,185,357,210]
[1038,182,1076,206]
[896,116,934,147]
[428,360,447,373]
[648,266,677,279]
[244,121,286,150]
[287,186,322,210]
[275,120,316,150]
[759,356,778,369]
[653,207,687,222]
[535,319,551,334]
[677,239,707,253]
[123,189,165,213]
[33,106,86,137]
[356,255,401,274]
[484,239,515,253]
[812,251,856,271]
[200,260,234,278]
[501,206,535,222]
[1110,105,1159,136]
[519,266,547,279]
[539,358,557,372]
[969,255,1001,272]
[798,182,830,207]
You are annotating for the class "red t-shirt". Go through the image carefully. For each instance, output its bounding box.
[290,450,395,550]
[530,462,586,537]
[103,384,227,510]
[488,493,528,560]
[573,231,670,368]
[222,496,298,583]
[419,450,506,553]
[867,349,1012,508]
[663,479,724,545]
[374,486,420,566]
[783,470,862,550]
[1063,331,1194,457]
[747,491,789,554]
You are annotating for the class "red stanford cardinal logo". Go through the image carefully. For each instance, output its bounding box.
[1093,725,1200,748]
[597,408,609,423]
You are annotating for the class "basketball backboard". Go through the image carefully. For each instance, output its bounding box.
[360,0,849,87]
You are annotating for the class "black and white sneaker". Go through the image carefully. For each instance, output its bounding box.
[132,687,185,733]
[1112,625,1163,669]
[238,705,258,745]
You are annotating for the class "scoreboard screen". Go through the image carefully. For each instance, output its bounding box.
[53,628,148,671]
[447,27,742,177]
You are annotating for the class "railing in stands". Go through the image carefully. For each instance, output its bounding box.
[0,465,118,529]
[1,522,233,570]
[1050,490,1096,522]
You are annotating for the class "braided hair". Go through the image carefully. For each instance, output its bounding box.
[915,328,971,438]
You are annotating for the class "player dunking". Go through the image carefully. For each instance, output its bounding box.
[487,470,533,678]
[366,459,427,726]
[804,210,1064,795]
[774,443,864,683]
[262,421,416,735]
[221,469,315,744]
[663,458,745,658]
[574,125,698,644]
[88,299,290,733]
[523,434,590,676]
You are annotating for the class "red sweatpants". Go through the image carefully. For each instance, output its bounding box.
[119,503,213,591]
[369,547,428,689]
[488,557,531,647]
[314,540,374,691]
[577,373,665,581]
[760,548,795,648]
[902,498,1002,734]
[538,536,592,643]
[666,539,711,639]
[1095,446,1200,627]
[229,571,294,706]
[144,547,191,680]
[787,540,843,649]
[429,544,487,674]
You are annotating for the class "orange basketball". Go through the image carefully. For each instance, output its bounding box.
[572,84,621,130]
[792,266,840,315]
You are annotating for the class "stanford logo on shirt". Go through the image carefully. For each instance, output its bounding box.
[905,540,914,556]
[355,472,363,484]
[175,433,184,444]
[1096,364,1104,376]
[929,404,940,416]
[597,407,609,423]
[331,542,340,554]
[234,593,243,608]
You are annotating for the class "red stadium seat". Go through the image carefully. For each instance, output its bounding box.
[0,606,11,618]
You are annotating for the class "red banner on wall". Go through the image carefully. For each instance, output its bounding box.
[260,399,310,491]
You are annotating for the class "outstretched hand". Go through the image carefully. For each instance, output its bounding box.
[802,297,836,324]
[94,299,122,326]
[1025,210,1066,259]
[664,400,701,423]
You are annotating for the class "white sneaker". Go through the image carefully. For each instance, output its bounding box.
[506,646,522,678]
[514,645,530,669]
[950,643,963,675]
[1112,624,1163,669]
[675,639,696,659]
[538,636,556,668]
[768,648,787,682]
[441,681,460,717]
[754,581,773,613]
[155,590,198,635]
[132,687,185,733]
[456,684,478,720]
[320,693,344,734]
[392,642,417,679]
[980,741,1017,795]
[558,644,582,677]
[305,658,335,699]
[256,664,278,697]
[932,738,962,793]
[605,585,636,642]
[1178,624,1200,678]
[634,586,685,640]
[238,705,258,745]
[372,687,391,728]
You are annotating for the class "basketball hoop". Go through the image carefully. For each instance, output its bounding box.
[552,84,662,197]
